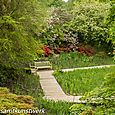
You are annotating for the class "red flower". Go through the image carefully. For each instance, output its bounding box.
[43,46,52,57]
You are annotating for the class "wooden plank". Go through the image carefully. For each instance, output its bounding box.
[36,66,52,70]
[35,61,51,67]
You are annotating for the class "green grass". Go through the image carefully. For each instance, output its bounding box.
[10,74,43,99]
[10,73,72,115]
[54,66,115,96]
[49,52,115,69]
[38,97,72,115]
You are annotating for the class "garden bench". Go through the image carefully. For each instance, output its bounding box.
[30,61,52,70]
[35,61,52,70]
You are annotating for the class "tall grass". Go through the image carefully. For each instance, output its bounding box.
[11,73,72,114]
[49,52,115,69]
[10,73,43,108]
[37,97,72,115]
[54,66,115,96]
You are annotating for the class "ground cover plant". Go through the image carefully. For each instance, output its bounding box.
[49,52,115,69]
[54,66,115,96]
[10,72,72,115]
[69,72,115,115]
[38,98,72,115]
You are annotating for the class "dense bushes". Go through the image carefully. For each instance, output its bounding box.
[106,2,115,56]
[0,87,35,110]
[70,2,110,44]
[41,1,111,53]
[0,0,47,86]
[0,0,48,113]
[0,0,47,67]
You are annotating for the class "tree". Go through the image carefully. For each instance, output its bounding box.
[0,0,48,86]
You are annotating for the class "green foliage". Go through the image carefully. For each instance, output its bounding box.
[11,74,43,100]
[106,2,115,55]
[0,87,35,110]
[54,66,115,95]
[39,0,66,8]
[0,0,47,86]
[0,16,36,67]
[37,98,72,115]
[41,1,111,51]
[70,104,95,115]
[67,1,111,51]
[70,72,115,114]
[49,0,66,7]
[49,52,115,69]
[0,0,47,67]
[68,0,110,3]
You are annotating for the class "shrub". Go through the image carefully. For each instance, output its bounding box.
[0,0,47,86]
[0,87,35,110]
[43,45,53,57]
[41,1,111,52]
[106,2,115,56]
[70,1,110,45]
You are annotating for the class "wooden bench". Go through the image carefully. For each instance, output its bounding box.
[30,61,52,70]
[35,61,52,70]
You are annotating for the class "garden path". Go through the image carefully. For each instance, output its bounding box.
[37,64,115,103]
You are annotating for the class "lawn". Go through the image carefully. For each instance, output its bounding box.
[54,66,115,96]
[49,52,115,69]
